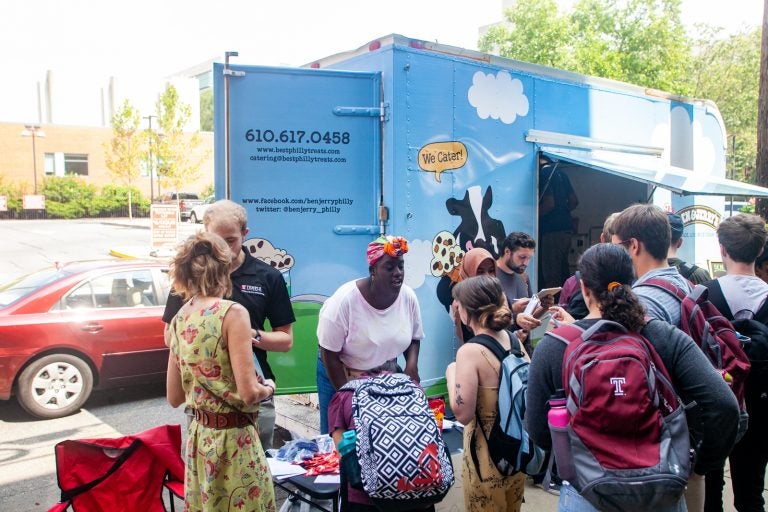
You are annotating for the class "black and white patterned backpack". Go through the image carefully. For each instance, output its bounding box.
[340,373,454,511]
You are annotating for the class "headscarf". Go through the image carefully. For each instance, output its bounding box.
[459,248,496,281]
[367,235,409,267]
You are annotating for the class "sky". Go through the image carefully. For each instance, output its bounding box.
[0,0,763,126]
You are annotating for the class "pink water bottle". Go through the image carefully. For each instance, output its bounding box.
[548,390,575,482]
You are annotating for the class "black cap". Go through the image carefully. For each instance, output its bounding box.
[668,213,684,242]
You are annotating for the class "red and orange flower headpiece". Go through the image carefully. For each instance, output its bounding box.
[367,235,409,266]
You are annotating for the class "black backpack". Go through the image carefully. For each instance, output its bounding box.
[706,280,768,399]
[678,262,699,281]
[566,272,589,320]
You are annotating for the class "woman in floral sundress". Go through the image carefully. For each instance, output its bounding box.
[167,232,277,512]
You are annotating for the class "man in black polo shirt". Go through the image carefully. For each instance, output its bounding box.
[163,199,295,449]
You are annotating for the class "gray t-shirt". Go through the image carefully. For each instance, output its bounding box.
[496,268,532,306]
[633,267,693,327]
[716,274,768,319]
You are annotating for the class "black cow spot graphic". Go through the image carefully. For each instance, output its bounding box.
[446,186,506,259]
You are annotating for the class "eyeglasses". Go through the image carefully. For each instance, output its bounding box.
[613,238,634,249]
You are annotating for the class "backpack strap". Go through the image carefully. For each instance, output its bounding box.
[547,323,585,346]
[636,277,688,302]
[466,332,513,482]
[468,333,511,363]
[704,280,734,319]
[548,319,630,346]
[753,298,768,324]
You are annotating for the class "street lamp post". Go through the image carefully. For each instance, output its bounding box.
[21,125,45,194]
[143,115,157,202]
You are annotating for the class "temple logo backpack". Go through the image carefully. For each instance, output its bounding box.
[638,280,751,435]
[469,332,544,477]
[340,373,454,511]
[548,320,691,512]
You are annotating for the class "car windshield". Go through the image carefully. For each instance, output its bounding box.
[0,267,73,307]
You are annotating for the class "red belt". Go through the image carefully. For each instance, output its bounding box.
[193,409,257,429]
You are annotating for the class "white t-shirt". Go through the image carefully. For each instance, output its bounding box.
[317,280,424,371]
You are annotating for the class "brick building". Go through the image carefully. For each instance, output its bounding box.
[0,122,214,200]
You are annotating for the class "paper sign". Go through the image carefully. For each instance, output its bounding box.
[151,204,179,249]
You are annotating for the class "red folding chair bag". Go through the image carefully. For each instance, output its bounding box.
[48,424,184,512]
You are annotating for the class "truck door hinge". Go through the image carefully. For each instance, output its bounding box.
[333,102,389,122]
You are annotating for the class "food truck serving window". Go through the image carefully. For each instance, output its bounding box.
[540,148,768,197]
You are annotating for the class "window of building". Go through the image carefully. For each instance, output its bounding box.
[44,153,56,176]
[43,152,89,176]
[64,154,88,176]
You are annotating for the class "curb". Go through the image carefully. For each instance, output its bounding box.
[109,248,138,259]
[100,220,151,230]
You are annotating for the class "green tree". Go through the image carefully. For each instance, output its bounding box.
[200,88,213,132]
[691,26,761,182]
[479,0,692,94]
[153,84,208,193]
[103,99,144,219]
[480,0,572,69]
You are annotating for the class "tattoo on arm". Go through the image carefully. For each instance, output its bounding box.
[454,383,465,406]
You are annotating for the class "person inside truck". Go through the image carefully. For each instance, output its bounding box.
[538,156,579,290]
[162,199,295,452]
[316,235,424,434]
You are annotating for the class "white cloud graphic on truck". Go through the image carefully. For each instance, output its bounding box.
[467,71,529,124]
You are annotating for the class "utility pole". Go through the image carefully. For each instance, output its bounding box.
[143,115,157,202]
[21,125,45,194]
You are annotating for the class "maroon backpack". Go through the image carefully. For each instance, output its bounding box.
[548,320,690,512]
[639,279,751,409]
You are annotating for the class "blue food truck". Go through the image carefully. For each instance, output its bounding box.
[213,34,768,395]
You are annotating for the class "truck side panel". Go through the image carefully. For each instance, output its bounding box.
[214,64,382,392]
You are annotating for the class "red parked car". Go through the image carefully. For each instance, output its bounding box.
[0,260,171,419]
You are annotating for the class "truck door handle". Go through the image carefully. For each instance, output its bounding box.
[80,322,104,333]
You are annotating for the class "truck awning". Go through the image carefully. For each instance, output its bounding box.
[541,148,768,197]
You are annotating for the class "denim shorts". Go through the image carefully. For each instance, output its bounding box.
[558,483,687,512]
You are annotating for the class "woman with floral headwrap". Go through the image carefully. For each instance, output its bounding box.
[316,235,424,433]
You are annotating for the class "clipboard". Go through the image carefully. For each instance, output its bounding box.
[537,287,562,299]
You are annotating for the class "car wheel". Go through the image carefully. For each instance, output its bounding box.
[16,354,94,419]
[190,212,198,223]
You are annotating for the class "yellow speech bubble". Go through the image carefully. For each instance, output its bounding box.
[418,141,468,182]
